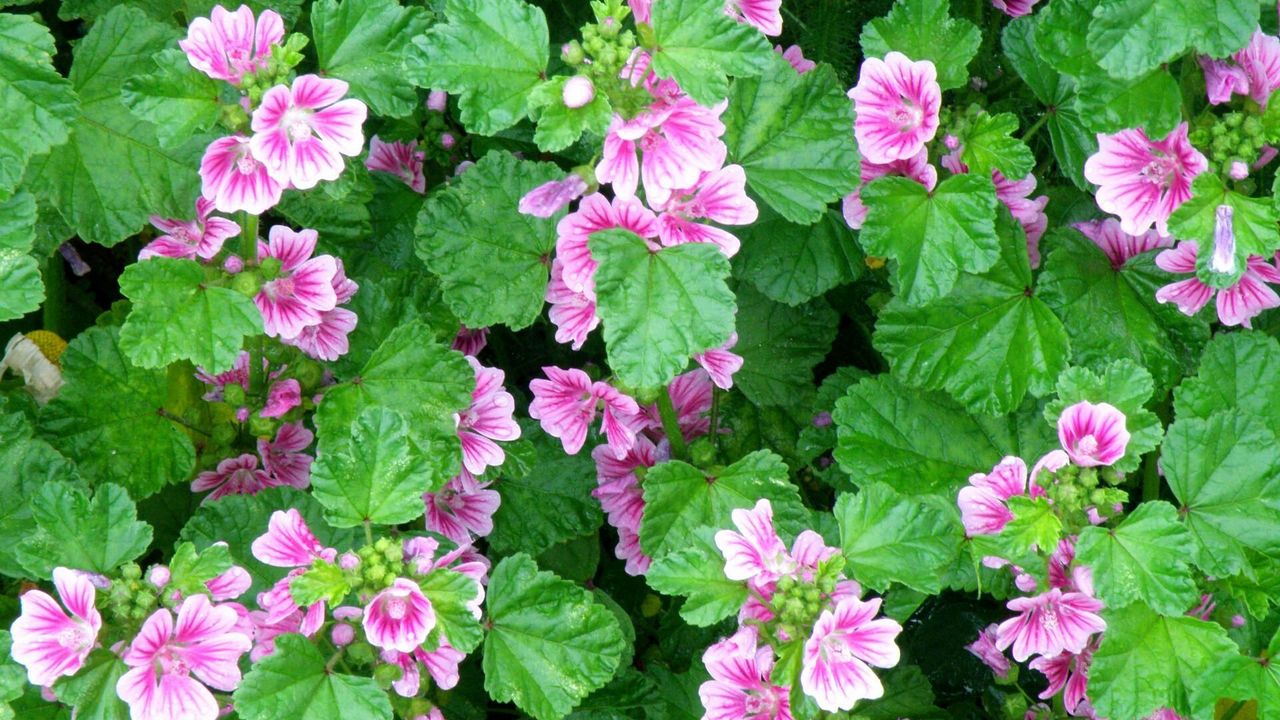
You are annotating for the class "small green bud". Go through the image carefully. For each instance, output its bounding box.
[374,537,393,553]
[223,383,247,406]
[373,663,403,688]
[230,271,262,298]
[383,543,404,564]
[249,415,277,439]
[347,642,375,665]
[561,40,586,66]
[366,564,387,584]
[258,257,283,280]
[636,21,656,49]
[121,563,142,581]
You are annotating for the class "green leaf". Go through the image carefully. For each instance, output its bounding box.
[0,192,42,321]
[315,321,473,491]
[0,414,78,578]
[1002,18,1073,107]
[39,326,195,498]
[1088,604,1238,719]
[1190,652,1280,719]
[1077,501,1198,615]
[1073,70,1183,137]
[234,634,392,720]
[0,13,77,200]
[874,208,1070,415]
[1174,332,1280,437]
[960,113,1034,180]
[403,0,548,135]
[723,54,859,224]
[591,228,735,391]
[735,207,862,306]
[639,450,807,560]
[1169,174,1280,274]
[993,495,1062,562]
[858,174,999,307]
[1162,409,1280,577]
[1037,230,1209,392]
[334,268,457,377]
[648,0,773,106]
[733,284,836,410]
[25,5,202,247]
[415,151,563,330]
[312,0,429,117]
[859,0,981,90]
[312,406,436,527]
[166,542,233,598]
[832,375,1056,494]
[0,633,23,714]
[646,530,748,627]
[118,258,264,373]
[52,650,129,720]
[488,424,602,557]
[1086,0,1254,80]
[528,77,613,152]
[836,483,963,594]
[484,554,627,720]
[1045,360,1161,474]
[17,482,152,578]
[419,567,484,653]
[121,48,221,148]
[1047,108,1096,191]
[290,563,350,607]
[1032,0,1096,79]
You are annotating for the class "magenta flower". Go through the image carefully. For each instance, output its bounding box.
[966,624,1012,681]
[452,325,490,356]
[776,44,815,74]
[282,260,358,361]
[1057,401,1130,468]
[655,164,758,257]
[247,606,300,661]
[629,0,651,23]
[596,96,728,206]
[642,368,715,440]
[196,350,249,402]
[993,170,1050,267]
[800,596,903,712]
[715,499,794,586]
[9,568,102,686]
[842,147,938,230]
[957,456,1040,536]
[546,259,600,350]
[180,4,283,85]
[382,643,463,697]
[258,570,325,637]
[849,52,941,165]
[519,175,589,218]
[727,0,782,35]
[1200,56,1249,105]
[115,595,252,720]
[142,198,240,262]
[995,588,1106,662]
[250,75,368,190]
[556,193,660,297]
[456,356,520,475]
[1073,218,1172,269]
[191,453,273,499]
[1028,640,1097,715]
[528,367,646,456]
[257,422,313,489]
[592,435,663,576]
[365,135,425,193]
[700,626,792,720]
[1154,241,1280,327]
[424,471,500,544]
[199,135,285,215]
[991,0,1040,17]
[255,226,338,339]
[206,565,251,601]
[260,378,300,418]
[694,332,744,390]
[1236,29,1280,106]
[251,508,337,568]
[1083,123,1207,236]
[363,578,436,653]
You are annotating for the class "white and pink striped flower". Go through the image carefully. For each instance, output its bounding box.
[995,588,1106,662]
[142,198,240,262]
[1083,123,1207,237]
[849,53,941,165]
[180,4,283,85]
[1057,401,1130,468]
[251,508,337,568]
[714,499,794,587]
[699,626,792,720]
[9,568,102,686]
[199,135,285,215]
[254,226,338,339]
[654,164,758,257]
[250,75,367,190]
[257,422,313,489]
[363,578,436,653]
[694,333,744,390]
[366,136,426,193]
[800,596,903,712]
[424,471,500,544]
[456,356,520,475]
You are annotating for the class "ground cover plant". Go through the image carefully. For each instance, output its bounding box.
[3,0,1280,718]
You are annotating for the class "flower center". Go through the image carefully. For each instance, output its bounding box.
[891,99,923,132]
[1139,154,1179,188]
[264,275,295,300]
[284,109,313,143]
[1040,603,1060,633]
[235,149,260,176]
[639,131,663,152]
[1076,434,1098,458]
[157,648,190,677]
[56,621,92,651]
[384,596,408,620]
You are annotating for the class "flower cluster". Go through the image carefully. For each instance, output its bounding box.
[699,500,903,717]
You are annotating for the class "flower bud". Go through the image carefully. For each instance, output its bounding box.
[426,90,448,113]
[147,566,171,589]
[561,41,586,66]
[373,662,403,688]
[235,406,250,423]
[1230,160,1249,180]
[121,563,142,581]
[339,552,361,571]
[331,623,355,647]
[562,76,596,109]
[230,270,262,297]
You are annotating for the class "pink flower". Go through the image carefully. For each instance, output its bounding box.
[1155,241,1280,327]
[629,0,651,23]
[192,453,273,499]
[563,75,596,108]
[694,333,744,390]
[643,368,715,440]
[255,226,338,339]
[1200,57,1249,105]
[1235,29,1280,107]
[1057,401,1130,468]
[9,568,102,686]
[849,52,941,164]
[251,508,337,567]
[257,422,313,489]
[452,325,490,356]
[250,75,368,190]
[528,367,646,455]
[966,624,1012,681]
[714,499,793,586]
[654,165,758,257]
[116,595,252,720]
[206,565,251,601]
[456,356,520,475]
[1028,639,1097,715]
[519,175,589,218]
[842,147,938,230]
[196,351,250,402]
[363,578,436,653]
[991,0,1040,17]
[199,135,285,215]
[282,305,358,361]
[180,4,283,85]
[775,45,815,74]
[424,471,500,544]
[700,626,793,720]
[1072,218,1172,269]
[258,571,325,637]
[546,259,600,350]
[247,606,299,661]
[1083,123,1207,236]
[800,596,903,712]
[365,135,425,193]
[596,97,728,206]
[142,198,240,262]
[556,193,660,296]
[994,171,1049,267]
[995,588,1106,662]
[727,0,782,35]
[957,457,1040,536]
[260,378,300,418]
[593,435,663,576]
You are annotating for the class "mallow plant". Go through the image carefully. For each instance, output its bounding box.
[3,0,1280,718]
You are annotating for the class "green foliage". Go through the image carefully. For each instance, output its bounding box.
[420,568,485,653]
[1044,360,1161,474]
[0,413,78,578]
[1086,0,1255,79]
[52,650,129,720]
[1174,332,1280,436]
[1169,174,1280,273]
[733,285,836,410]
[166,541,234,597]
[527,76,613,152]
[734,208,862,306]
[590,228,735,391]
[312,0,430,117]
[960,113,1034,180]
[17,482,152,578]
[1077,502,1198,615]
[0,192,42,321]
[234,634,392,720]
[836,483,964,594]
[860,0,980,90]
[646,530,748,627]
[648,0,773,106]
[0,13,77,201]
[121,48,222,148]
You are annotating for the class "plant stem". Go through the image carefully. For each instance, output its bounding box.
[1020,112,1050,143]
[1221,701,1246,720]
[248,335,266,396]
[42,254,66,336]
[364,520,374,547]
[709,387,722,450]
[656,387,689,461]
[324,647,345,673]
[1141,453,1161,503]
[239,211,259,266]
